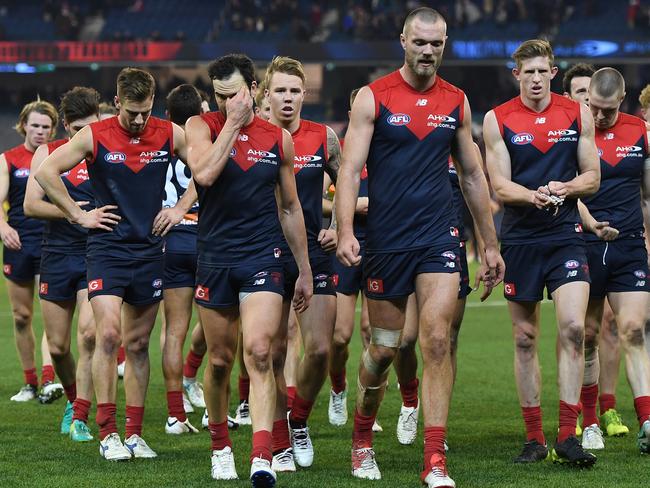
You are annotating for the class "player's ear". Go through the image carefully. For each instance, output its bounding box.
[250,80,258,99]
[400,32,406,50]
[114,95,121,110]
[550,66,559,79]
[511,67,520,80]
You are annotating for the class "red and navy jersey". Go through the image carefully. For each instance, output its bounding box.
[87,116,173,259]
[366,71,463,252]
[196,112,284,266]
[448,158,467,242]
[280,119,329,260]
[163,156,198,254]
[3,144,44,243]
[583,113,648,241]
[42,139,93,254]
[494,93,583,244]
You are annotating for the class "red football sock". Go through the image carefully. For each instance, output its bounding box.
[63,382,77,402]
[238,375,250,402]
[96,402,117,439]
[422,426,446,481]
[72,397,91,423]
[250,430,272,463]
[580,383,599,428]
[399,377,419,408]
[272,418,291,453]
[23,368,38,387]
[166,390,186,422]
[599,393,616,414]
[521,406,545,445]
[558,401,580,443]
[125,405,145,438]
[352,408,376,449]
[209,421,232,450]
[183,349,204,379]
[286,386,297,410]
[41,364,55,384]
[289,395,315,427]
[117,345,126,365]
[330,369,346,394]
[634,396,650,426]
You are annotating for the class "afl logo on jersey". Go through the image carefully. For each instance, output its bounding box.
[230,148,236,157]
[13,168,29,178]
[105,152,126,163]
[387,113,411,126]
[511,133,534,145]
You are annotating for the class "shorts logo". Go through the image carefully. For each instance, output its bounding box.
[567,270,578,278]
[504,283,516,296]
[511,133,534,145]
[564,260,580,269]
[316,281,327,288]
[332,274,339,287]
[3,264,11,275]
[634,270,646,279]
[450,227,459,237]
[253,278,266,285]
[273,248,282,259]
[254,271,268,278]
[104,152,126,163]
[152,278,163,289]
[367,278,384,294]
[88,279,103,292]
[387,113,411,126]
[153,290,162,297]
[575,223,583,233]
[442,251,456,260]
[636,280,646,287]
[40,282,48,295]
[195,285,209,300]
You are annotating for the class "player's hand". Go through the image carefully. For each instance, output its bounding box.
[225,87,253,129]
[355,197,369,215]
[473,263,494,302]
[478,246,505,301]
[292,269,313,313]
[318,228,337,252]
[547,181,568,198]
[75,205,121,231]
[593,221,619,241]
[336,230,361,267]
[532,186,552,209]
[75,201,90,208]
[0,223,21,250]
[152,207,185,237]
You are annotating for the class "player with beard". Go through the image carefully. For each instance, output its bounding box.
[337,7,503,485]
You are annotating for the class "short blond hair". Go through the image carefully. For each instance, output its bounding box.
[14,99,58,139]
[639,84,650,110]
[263,56,306,90]
[512,39,554,70]
[255,80,267,107]
[117,67,155,102]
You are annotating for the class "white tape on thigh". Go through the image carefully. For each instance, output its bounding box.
[370,327,401,348]
[239,291,252,303]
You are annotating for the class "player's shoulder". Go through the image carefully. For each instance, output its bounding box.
[435,76,465,98]
[253,115,283,137]
[299,118,326,134]
[3,143,29,160]
[368,70,403,96]
[146,115,172,129]
[550,92,579,112]
[492,96,520,119]
[616,111,646,131]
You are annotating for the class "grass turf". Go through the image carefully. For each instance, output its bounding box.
[0,264,648,487]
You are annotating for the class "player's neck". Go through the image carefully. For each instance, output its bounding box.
[23,140,36,153]
[399,65,437,92]
[519,92,552,113]
[270,115,300,134]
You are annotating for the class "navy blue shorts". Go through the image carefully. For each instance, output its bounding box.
[586,238,650,298]
[164,252,197,289]
[458,243,472,300]
[87,256,165,306]
[501,241,590,302]
[3,243,41,283]
[39,251,86,301]
[283,256,335,300]
[363,244,460,300]
[332,246,365,295]
[194,262,284,308]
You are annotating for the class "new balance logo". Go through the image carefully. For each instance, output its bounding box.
[415,99,428,106]
[535,117,546,124]
[605,133,614,140]
[129,138,140,144]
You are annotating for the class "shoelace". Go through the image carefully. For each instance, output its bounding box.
[214,450,233,471]
[332,394,345,414]
[293,429,311,448]
[276,450,293,464]
[402,409,417,429]
[355,449,377,470]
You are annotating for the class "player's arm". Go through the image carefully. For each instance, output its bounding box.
[152,178,198,237]
[0,153,21,250]
[319,125,341,251]
[172,122,189,163]
[34,126,120,231]
[24,145,84,220]
[186,87,250,186]
[322,173,333,217]
[641,131,650,234]
[549,103,600,199]
[277,129,312,312]
[453,97,504,288]
[336,86,374,266]
[484,110,552,208]
[577,199,618,241]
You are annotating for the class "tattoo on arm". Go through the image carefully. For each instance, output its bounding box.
[325,126,340,184]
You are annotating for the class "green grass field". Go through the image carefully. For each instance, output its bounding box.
[1,265,648,487]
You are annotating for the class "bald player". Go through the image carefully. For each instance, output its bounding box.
[337,7,503,486]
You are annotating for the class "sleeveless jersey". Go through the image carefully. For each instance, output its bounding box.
[87,116,173,259]
[197,112,284,266]
[162,156,198,254]
[280,119,329,260]
[583,112,648,241]
[494,93,583,244]
[41,139,93,254]
[366,70,463,252]
[448,158,466,242]
[3,144,44,243]
[339,137,368,240]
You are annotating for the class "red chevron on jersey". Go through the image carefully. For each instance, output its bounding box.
[293,119,327,175]
[382,98,460,141]
[64,162,90,187]
[596,114,648,167]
